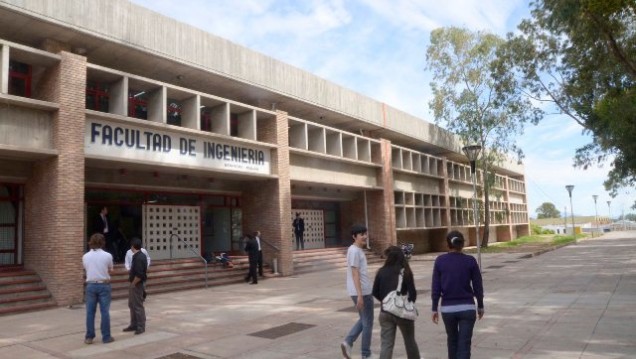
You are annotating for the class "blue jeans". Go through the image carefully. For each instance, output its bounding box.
[85,283,112,342]
[345,295,374,358]
[441,310,476,359]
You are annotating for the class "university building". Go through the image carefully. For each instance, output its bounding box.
[0,0,529,307]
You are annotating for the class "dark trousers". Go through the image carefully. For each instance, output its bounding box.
[257,251,263,276]
[295,232,304,250]
[128,283,146,331]
[246,260,258,283]
[442,310,477,359]
[379,311,420,359]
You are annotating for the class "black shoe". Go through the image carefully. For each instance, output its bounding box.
[123,326,135,332]
[134,329,145,335]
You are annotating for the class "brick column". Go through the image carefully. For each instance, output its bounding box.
[24,51,86,306]
[365,139,396,254]
[242,110,293,275]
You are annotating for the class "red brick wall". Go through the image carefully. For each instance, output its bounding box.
[24,52,86,306]
[242,111,293,275]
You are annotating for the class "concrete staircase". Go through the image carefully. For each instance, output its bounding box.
[110,256,258,299]
[0,248,384,314]
[0,266,56,316]
[292,247,384,275]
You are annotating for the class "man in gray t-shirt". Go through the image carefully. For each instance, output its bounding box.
[341,224,374,359]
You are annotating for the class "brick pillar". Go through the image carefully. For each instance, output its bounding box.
[366,139,396,254]
[441,157,451,229]
[242,110,293,275]
[24,51,86,306]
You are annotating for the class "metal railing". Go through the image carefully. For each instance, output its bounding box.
[169,233,208,288]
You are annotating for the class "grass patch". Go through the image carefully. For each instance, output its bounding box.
[464,234,581,253]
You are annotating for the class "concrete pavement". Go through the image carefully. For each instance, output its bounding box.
[0,231,635,358]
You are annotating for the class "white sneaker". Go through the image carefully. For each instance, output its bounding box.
[340,341,352,359]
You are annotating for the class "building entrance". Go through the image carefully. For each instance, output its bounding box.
[0,183,22,265]
[143,204,201,260]
[86,189,241,261]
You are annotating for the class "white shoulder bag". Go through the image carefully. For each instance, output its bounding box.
[381,268,419,320]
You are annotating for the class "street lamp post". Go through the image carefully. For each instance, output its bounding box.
[566,185,575,238]
[592,195,598,237]
[463,144,482,270]
[607,201,611,229]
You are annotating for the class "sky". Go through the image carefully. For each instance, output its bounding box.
[130,0,635,219]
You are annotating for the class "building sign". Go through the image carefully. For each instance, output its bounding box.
[85,120,271,175]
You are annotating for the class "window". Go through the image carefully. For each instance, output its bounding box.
[167,99,182,126]
[8,60,32,98]
[230,113,239,136]
[128,90,148,119]
[86,82,110,112]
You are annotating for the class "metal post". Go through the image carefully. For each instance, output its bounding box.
[463,144,482,270]
[471,172,481,269]
[592,195,598,237]
[566,185,575,239]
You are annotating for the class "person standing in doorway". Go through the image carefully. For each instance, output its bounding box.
[340,224,374,359]
[372,246,420,359]
[244,234,259,284]
[82,233,115,345]
[123,238,148,335]
[254,231,264,277]
[431,230,484,359]
[95,206,117,261]
[293,212,305,250]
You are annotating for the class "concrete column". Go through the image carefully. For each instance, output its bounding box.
[24,51,87,306]
[0,45,8,94]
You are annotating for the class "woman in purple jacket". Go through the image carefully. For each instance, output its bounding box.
[431,230,484,359]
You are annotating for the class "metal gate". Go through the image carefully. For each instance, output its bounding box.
[291,209,325,249]
[143,205,201,260]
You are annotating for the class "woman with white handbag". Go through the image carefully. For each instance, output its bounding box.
[372,246,421,359]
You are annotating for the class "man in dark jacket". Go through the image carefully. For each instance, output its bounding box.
[244,234,259,284]
[123,238,147,335]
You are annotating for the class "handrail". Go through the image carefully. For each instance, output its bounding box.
[260,237,281,252]
[169,233,208,288]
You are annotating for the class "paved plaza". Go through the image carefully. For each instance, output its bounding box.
[0,231,635,359]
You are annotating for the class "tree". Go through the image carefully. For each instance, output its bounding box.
[426,27,541,247]
[501,0,636,205]
[536,202,561,219]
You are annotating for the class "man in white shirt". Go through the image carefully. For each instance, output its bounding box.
[341,224,373,359]
[82,233,115,345]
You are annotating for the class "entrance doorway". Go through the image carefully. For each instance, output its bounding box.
[143,204,200,260]
[86,189,242,260]
[0,183,22,265]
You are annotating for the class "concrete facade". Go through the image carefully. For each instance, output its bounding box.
[0,0,530,306]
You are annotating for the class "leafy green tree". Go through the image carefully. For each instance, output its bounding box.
[426,27,541,247]
[536,202,561,219]
[501,0,636,205]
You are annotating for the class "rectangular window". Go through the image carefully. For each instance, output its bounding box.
[86,82,110,112]
[128,90,148,119]
[8,60,32,98]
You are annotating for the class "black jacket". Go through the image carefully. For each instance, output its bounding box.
[372,266,417,304]
[129,251,148,282]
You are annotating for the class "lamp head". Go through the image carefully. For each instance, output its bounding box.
[592,194,598,203]
[462,145,482,162]
[565,185,574,197]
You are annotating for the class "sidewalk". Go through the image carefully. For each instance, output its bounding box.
[0,231,635,358]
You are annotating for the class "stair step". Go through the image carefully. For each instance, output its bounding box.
[0,301,57,316]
